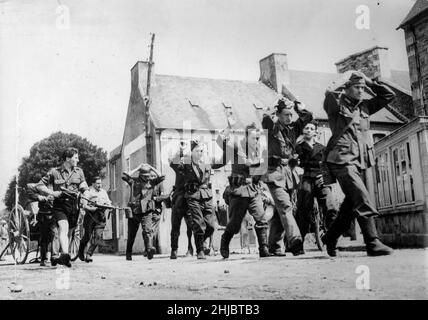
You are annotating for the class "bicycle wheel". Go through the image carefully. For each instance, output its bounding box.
[69,223,83,261]
[9,205,30,264]
[313,200,324,251]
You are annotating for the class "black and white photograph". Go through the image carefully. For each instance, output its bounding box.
[0,0,427,304]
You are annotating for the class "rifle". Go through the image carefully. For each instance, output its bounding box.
[59,187,130,220]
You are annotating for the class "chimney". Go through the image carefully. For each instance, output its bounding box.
[259,53,290,93]
[131,61,156,97]
[335,46,392,80]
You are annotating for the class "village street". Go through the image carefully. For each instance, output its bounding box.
[0,248,427,300]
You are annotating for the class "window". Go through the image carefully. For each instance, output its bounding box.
[374,151,392,207]
[373,133,386,143]
[110,161,116,191]
[392,141,415,204]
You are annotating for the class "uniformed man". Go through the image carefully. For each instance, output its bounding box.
[122,163,165,261]
[321,71,394,257]
[78,176,112,263]
[169,142,196,259]
[26,183,60,266]
[262,98,313,256]
[36,147,89,267]
[294,120,338,248]
[216,123,270,258]
[170,139,223,259]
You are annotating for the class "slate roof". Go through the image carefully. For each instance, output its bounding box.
[148,75,279,130]
[147,70,407,131]
[398,0,428,29]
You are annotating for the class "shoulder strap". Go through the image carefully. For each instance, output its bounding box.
[323,111,359,161]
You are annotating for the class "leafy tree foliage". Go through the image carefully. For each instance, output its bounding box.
[3,132,107,210]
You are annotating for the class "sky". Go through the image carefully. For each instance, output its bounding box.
[0,0,416,209]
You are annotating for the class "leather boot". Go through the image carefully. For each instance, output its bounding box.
[170,234,179,255]
[58,253,71,268]
[220,231,233,259]
[289,238,305,256]
[321,234,338,257]
[358,216,393,256]
[170,250,178,259]
[195,235,206,260]
[78,245,85,262]
[144,235,155,260]
[84,254,93,263]
[255,227,270,258]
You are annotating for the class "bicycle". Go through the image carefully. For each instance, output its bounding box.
[0,203,31,264]
[310,198,327,251]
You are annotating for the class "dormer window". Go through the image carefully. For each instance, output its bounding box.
[253,102,263,110]
[188,98,201,108]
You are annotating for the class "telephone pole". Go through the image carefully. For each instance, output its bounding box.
[145,33,155,165]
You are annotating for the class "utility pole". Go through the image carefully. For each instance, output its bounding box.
[146,33,155,97]
[145,33,155,165]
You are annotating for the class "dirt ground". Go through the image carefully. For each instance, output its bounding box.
[0,248,427,300]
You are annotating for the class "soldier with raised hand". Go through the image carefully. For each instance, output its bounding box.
[170,138,224,260]
[262,98,313,256]
[216,123,270,258]
[321,71,394,257]
[122,163,165,261]
[169,141,195,260]
[36,147,89,267]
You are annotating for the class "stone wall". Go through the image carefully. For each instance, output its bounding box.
[391,88,415,120]
[335,46,391,79]
[403,16,428,116]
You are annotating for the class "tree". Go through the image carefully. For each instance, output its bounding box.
[3,132,108,210]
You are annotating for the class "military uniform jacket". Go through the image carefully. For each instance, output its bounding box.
[169,149,188,202]
[261,108,312,188]
[323,81,395,169]
[125,176,165,215]
[217,134,265,198]
[296,141,325,178]
[171,150,223,200]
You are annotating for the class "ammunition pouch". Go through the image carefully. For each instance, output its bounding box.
[268,158,289,167]
[128,201,139,212]
[184,182,210,194]
[228,175,260,188]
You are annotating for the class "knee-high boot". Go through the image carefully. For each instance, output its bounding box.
[195,234,206,259]
[357,215,393,256]
[220,231,233,259]
[255,226,270,258]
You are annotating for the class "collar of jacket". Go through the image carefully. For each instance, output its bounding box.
[340,93,363,111]
[299,140,324,153]
[60,163,77,174]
